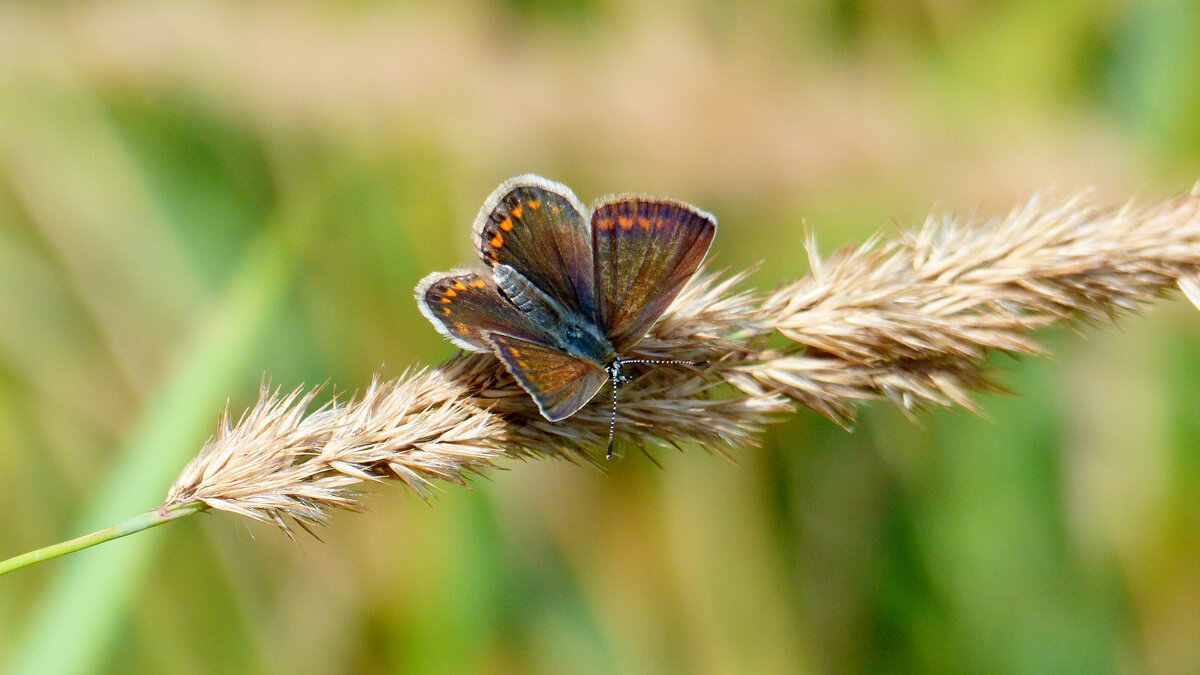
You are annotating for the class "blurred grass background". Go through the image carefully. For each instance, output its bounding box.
[2,0,1200,672]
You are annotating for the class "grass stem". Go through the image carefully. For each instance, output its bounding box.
[0,502,206,576]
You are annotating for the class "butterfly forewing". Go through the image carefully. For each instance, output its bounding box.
[592,197,716,350]
[487,332,609,421]
[473,175,597,318]
[415,270,557,352]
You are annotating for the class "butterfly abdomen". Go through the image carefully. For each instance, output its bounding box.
[494,264,561,325]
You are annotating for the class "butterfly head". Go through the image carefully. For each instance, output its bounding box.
[605,359,631,386]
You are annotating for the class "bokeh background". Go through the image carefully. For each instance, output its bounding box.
[2,1,1200,673]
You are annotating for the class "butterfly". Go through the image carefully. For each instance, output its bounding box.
[415,174,716,456]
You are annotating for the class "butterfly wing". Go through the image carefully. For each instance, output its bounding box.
[473,175,597,317]
[415,269,556,352]
[592,196,716,350]
[487,332,609,421]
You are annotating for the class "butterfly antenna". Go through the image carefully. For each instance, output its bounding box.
[606,359,631,459]
[607,375,620,459]
[616,358,708,367]
[605,358,708,459]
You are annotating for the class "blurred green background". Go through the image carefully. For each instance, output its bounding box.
[2,0,1200,672]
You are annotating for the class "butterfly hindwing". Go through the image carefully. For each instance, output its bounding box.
[487,332,609,421]
[592,196,716,350]
[473,175,597,318]
[415,269,556,352]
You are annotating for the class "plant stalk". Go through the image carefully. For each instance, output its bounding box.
[0,502,207,576]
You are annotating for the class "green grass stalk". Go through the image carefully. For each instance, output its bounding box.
[0,502,206,576]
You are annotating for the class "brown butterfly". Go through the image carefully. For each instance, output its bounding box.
[416,175,716,456]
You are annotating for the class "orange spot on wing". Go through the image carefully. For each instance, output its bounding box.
[510,205,523,219]
[471,279,486,288]
[637,217,651,230]
[454,281,467,291]
[498,217,513,231]
[517,360,528,368]
[445,288,457,297]
[440,298,451,304]
[442,307,451,315]
[596,217,613,230]
[453,322,468,333]
[527,198,540,209]
[618,215,633,230]
[490,233,504,248]
[510,348,522,357]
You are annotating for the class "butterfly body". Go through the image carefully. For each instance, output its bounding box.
[491,263,616,369]
[416,174,716,433]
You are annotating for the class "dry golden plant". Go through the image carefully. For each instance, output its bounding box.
[164,185,1200,535]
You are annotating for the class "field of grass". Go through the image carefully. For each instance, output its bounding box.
[3,1,1200,672]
